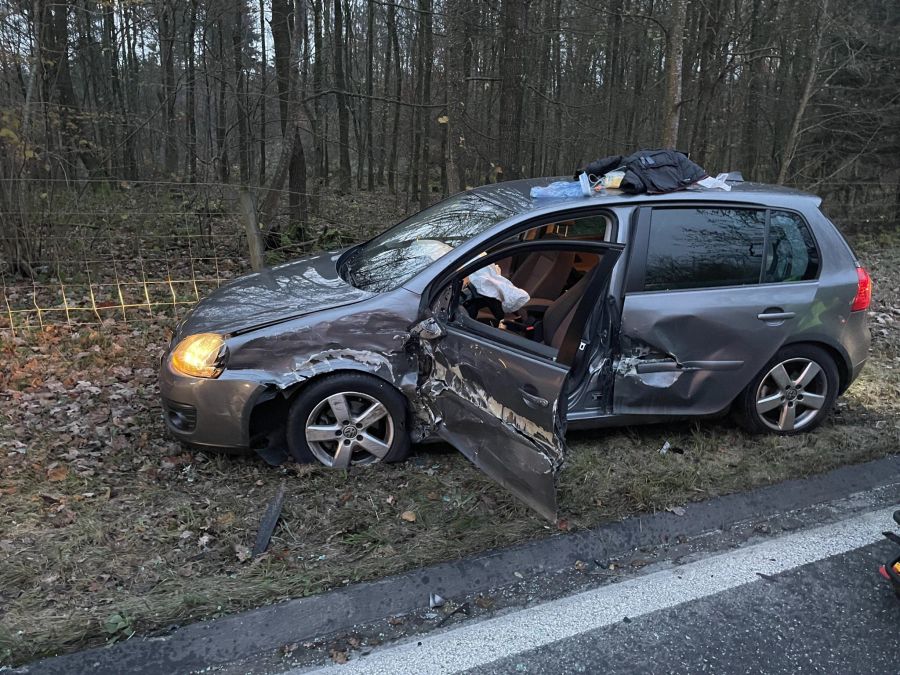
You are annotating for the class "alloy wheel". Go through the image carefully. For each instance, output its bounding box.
[304,391,394,467]
[754,357,828,432]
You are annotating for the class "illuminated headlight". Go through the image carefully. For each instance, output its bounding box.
[170,333,228,378]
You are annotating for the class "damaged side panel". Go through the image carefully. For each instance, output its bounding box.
[415,325,569,521]
[614,282,819,415]
[228,303,420,390]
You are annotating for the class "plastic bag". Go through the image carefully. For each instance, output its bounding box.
[694,173,732,191]
[530,180,586,200]
[468,264,531,313]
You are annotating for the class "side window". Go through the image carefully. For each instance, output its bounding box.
[644,208,766,291]
[764,211,820,283]
[513,213,614,243]
[550,215,612,240]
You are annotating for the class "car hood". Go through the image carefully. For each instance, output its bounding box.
[175,251,374,337]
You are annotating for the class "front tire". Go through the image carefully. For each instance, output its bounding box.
[286,373,411,467]
[733,344,839,435]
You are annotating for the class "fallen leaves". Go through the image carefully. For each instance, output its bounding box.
[46,464,69,482]
[216,511,236,528]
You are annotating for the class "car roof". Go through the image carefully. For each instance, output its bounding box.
[468,177,822,215]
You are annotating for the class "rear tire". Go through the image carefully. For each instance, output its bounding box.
[733,344,839,435]
[286,373,411,467]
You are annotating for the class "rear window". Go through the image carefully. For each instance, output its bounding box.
[644,208,766,291]
[764,211,820,282]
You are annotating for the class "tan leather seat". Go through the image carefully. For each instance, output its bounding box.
[509,249,575,303]
[541,259,602,348]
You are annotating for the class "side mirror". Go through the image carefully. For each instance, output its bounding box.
[410,317,444,341]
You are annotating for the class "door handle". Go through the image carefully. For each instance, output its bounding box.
[520,388,549,408]
[757,309,795,322]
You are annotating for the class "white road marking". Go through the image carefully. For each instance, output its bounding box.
[303,505,897,675]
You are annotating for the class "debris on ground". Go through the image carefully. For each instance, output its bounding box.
[436,601,471,627]
[475,595,495,609]
[429,592,445,609]
[253,481,286,556]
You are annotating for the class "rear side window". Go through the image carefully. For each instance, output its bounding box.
[764,211,820,283]
[644,208,766,291]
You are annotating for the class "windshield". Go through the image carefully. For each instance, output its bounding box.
[341,192,514,292]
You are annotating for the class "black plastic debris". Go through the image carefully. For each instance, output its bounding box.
[253,481,286,556]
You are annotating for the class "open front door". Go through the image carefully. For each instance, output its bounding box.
[414,241,622,520]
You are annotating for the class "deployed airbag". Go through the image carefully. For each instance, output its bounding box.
[468,264,531,313]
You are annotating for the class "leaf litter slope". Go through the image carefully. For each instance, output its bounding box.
[1,233,898,665]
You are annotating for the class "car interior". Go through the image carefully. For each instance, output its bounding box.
[452,213,615,353]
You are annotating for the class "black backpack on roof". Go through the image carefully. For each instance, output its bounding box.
[576,149,707,194]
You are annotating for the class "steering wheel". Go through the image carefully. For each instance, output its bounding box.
[461,284,505,323]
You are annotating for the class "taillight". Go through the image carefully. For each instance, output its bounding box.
[851,266,872,312]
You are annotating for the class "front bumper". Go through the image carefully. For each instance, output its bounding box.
[158,357,266,449]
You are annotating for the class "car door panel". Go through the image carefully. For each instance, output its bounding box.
[422,328,568,520]
[414,240,623,520]
[614,276,818,416]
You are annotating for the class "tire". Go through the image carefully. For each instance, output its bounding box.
[286,372,411,467]
[733,344,839,435]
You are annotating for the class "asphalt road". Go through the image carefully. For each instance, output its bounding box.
[310,507,900,675]
[468,541,900,675]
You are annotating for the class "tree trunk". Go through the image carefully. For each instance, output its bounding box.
[272,0,309,231]
[312,0,325,188]
[498,0,528,180]
[157,0,177,175]
[185,0,198,182]
[418,0,433,209]
[239,189,265,271]
[778,0,830,184]
[333,0,352,191]
[216,17,229,183]
[233,0,250,183]
[662,0,687,148]
[258,0,267,184]
[365,0,375,190]
[386,0,401,194]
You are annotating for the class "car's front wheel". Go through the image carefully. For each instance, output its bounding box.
[286,373,411,467]
[734,344,839,435]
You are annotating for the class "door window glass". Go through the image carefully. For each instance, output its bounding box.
[764,211,820,283]
[644,208,766,291]
[504,213,615,245]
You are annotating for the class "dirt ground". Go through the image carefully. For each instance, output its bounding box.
[1,227,898,666]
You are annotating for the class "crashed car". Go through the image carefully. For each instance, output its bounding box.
[159,178,871,519]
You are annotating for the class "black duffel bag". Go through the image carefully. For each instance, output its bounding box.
[576,149,707,194]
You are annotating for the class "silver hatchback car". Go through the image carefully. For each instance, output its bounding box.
[159,178,871,519]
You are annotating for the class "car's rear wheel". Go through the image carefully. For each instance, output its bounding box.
[734,344,839,435]
[286,373,411,467]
